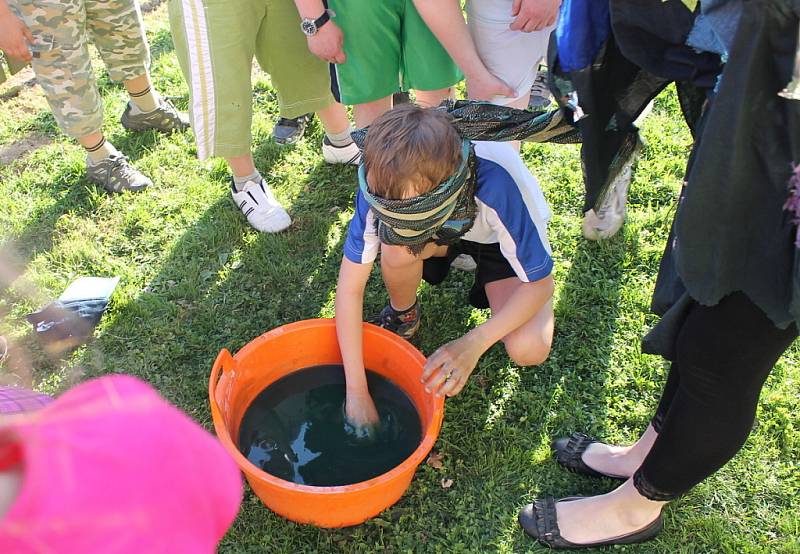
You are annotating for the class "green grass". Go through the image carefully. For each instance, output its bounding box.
[1,7,798,553]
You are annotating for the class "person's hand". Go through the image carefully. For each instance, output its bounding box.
[510,0,560,33]
[344,391,379,435]
[0,6,33,62]
[467,69,516,101]
[422,333,486,397]
[306,21,346,64]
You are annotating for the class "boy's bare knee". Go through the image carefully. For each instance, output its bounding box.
[504,334,551,367]
[380,244,415,269]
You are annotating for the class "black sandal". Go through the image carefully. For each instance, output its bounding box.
[518,496,663,549]
[551,432,627,480]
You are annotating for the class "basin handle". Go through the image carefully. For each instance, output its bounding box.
[209,348,236,427]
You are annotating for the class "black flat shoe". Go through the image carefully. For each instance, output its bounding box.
[552,432,627,480]
[518,496,663,549]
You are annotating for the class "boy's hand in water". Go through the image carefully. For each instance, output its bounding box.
[422,332,486,397]
[345,391,380,431]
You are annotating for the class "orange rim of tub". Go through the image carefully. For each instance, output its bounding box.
[209,318,445,528]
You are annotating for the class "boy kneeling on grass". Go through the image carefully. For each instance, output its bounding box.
[336,104,555,429]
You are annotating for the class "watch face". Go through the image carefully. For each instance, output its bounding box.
[301,20,317,35]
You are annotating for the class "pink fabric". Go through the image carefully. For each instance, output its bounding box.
[0,387,53,416]
[0,375,243,553]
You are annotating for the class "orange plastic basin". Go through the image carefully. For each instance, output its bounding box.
[209,318,444,528]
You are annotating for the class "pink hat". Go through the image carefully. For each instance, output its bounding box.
[0,375,243,553]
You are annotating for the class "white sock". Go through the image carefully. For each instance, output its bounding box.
[325,125,354,147]
[233,171,261,192]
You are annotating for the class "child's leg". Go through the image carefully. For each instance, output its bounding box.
[485,277,554,366]
[414,88,453,108]
[83,0,155,107]
[258,0,335,120]
[17,0,104,141]
[380,243,448,310]
[168,0,261,161]
[354,96,394,128]
[316,102,351,137]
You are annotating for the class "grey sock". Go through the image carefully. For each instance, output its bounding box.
[233,170,261,192]
[325,125,354,147]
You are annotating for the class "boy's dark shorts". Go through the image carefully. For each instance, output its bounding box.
[422,240,517,309]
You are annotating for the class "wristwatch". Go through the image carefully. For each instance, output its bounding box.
[300,9,334,36]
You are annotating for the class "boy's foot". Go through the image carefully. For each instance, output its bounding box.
[273,114,312,145]
[528,68,553,111]
[86,154,152,193]
[230,177,291,233]
[120,98,190,133]
[322,137,361,165]
[370,299,421,340]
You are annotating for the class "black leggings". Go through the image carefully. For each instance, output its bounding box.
[633,292,798,501]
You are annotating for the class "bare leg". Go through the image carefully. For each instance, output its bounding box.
[354,96,394,128]
[380,243,447,311]
[554,479,665,544]
[123,73,151,95]
[484,276,553,366]
[77,130,105,150]
[414,87,453,108]
[315,102,351,135]
[226,154,256,178]
[581,424,659,479]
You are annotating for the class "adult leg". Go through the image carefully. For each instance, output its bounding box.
[579,366,679,478]
[548,293,797,545]
[484,277,553,366]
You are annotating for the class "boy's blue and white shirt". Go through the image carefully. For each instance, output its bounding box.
[344,141,553,283]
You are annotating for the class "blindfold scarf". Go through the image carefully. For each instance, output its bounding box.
[359,139,476,253]
[353,100,580,252]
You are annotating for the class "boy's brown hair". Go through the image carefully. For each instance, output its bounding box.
[363,104,462,199]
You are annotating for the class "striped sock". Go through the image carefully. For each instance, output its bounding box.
[128,85,160,113]
[84,137,120,164]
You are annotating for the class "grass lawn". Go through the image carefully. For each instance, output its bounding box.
[1,5,798,553]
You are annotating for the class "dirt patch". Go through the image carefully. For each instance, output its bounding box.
[0,131,52,166]
[0,67,37,102]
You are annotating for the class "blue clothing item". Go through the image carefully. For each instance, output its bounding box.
[687,0,744,60]
[343,141,553,283]
[555,0,611,73]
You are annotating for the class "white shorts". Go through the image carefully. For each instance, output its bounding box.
[466,0,555,106]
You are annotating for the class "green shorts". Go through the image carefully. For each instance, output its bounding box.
[328,0,463,105]
[169,0,336,160]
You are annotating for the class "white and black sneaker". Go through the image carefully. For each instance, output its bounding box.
[230,177,292,233]
[322,137,361,165]
[528,66,554,111]
[582,135,643,241]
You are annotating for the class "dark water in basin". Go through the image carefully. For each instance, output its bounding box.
[238,364,422,487]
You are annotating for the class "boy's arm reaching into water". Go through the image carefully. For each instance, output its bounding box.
[335,257,380,429]
[422,274,554,397]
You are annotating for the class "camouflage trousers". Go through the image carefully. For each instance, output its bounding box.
[10,0,150,138]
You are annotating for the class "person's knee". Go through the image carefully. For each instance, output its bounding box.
[503,332,551,367]
[380,243,417,270]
